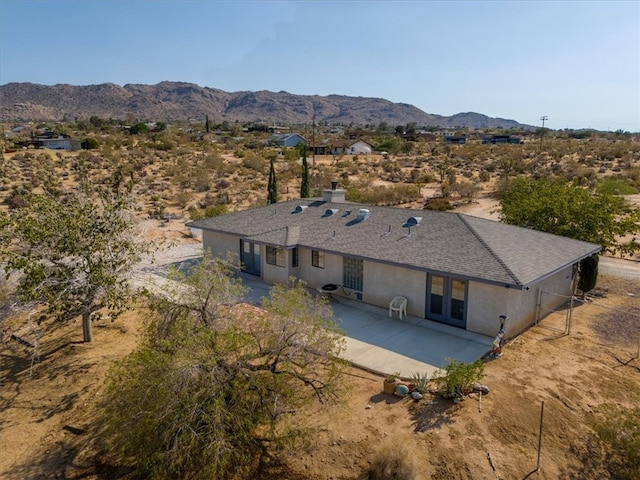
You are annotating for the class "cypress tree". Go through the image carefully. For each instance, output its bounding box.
[267,158,278,204]
[578,254,599,299]
[300,146,310,198]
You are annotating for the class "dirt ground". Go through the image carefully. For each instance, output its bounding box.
[0,144,639,478]
[1,215,639,480]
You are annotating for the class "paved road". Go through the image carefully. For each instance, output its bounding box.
[599,256,639,281]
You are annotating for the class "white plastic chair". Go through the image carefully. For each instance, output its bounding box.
[389,296,407,319]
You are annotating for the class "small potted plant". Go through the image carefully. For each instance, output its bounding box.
[383,371,401,394]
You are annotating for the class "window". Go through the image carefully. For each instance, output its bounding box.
[450,279,466,321]
[312,250,324,268]
[266,246,285,267]
[429,275,444,316]
[291,247,299,267]
[343,257,363,291]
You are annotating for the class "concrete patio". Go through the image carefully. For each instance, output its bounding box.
[239,272,493,379]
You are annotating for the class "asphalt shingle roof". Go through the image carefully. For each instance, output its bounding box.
[189,198,601,288]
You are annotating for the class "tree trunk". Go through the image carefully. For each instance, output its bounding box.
[82,311,93,342]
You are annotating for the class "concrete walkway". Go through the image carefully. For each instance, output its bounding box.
[238,273,493,379]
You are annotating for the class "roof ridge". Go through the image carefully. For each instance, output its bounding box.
[457,214,521,285]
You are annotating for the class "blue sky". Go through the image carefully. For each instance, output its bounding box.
[1,0,638,131]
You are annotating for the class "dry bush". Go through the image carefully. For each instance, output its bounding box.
[360,438,420,480]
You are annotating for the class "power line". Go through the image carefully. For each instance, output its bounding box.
[539,116,548,152]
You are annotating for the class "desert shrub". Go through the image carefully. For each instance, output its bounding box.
[151,139,175,151]
[424,198,452,211]
[597,177,638,195]
[216,178,231,189]
[346,184,419,205]
[82,137,99,149]
[242,154,267,172]
[478,170,491,182]
[188,204,228,220]
[591,404,640,479]
[431,358,484,398]
[4,186,31,209]
[360,440,419,480]
[173,191,194,209]
[282,147,299,162]
[191,166,212,192]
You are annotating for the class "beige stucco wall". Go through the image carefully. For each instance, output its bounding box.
[295,248,344,290]
[202,231,240,262]
[467,282,532,336]
[362,262,426,316]
[467,265,576,337]
[262,249,291,286]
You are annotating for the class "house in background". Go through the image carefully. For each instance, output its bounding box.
[11,130,83,151]
[33,134,82,151]
[443,134,466,145]
[311,139,373,156]
[270,133,306,148]
[188,184,600,339]
[482,135,521,144]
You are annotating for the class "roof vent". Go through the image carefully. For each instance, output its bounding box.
[356,208,370,221]
[293,205,308,213]
[323,208,339,217]
[404,216,422,227]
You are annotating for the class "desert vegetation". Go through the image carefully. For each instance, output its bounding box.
[1,119,639,479]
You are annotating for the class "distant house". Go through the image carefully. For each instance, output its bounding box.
[443,134,466,145]
[270,133,306,148]
[344,140,372,155]
[187,185,600,338]
[482,135,521,145]
[12,130,82,151]
[33,134,82,151]
[312,139,373,156]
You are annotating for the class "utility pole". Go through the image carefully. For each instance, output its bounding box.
[539,115,548,152]
[312,108,316,167]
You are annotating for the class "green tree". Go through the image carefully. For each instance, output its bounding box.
[82,137,99,149]
[499,177,640,256]
[300,146,310,198]
[129,122,148,135]
[267,157,278,204]
[0,190,151,342]
[100,257,345,479]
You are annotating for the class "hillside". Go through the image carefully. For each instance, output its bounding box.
[0,81,530,128]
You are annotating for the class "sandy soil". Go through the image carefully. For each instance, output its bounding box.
[1,229,639,480]
[1,150,639,479]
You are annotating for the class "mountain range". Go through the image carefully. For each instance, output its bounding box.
[0,81,530,129]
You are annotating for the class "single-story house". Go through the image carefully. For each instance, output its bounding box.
[311,140,373,156]
[443,135,467,145]
[187,185,600,339]
[270,133,306,148]
[482,135,521,145]
[34,136,83,151]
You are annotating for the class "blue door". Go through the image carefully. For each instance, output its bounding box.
[240,240,261,276]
